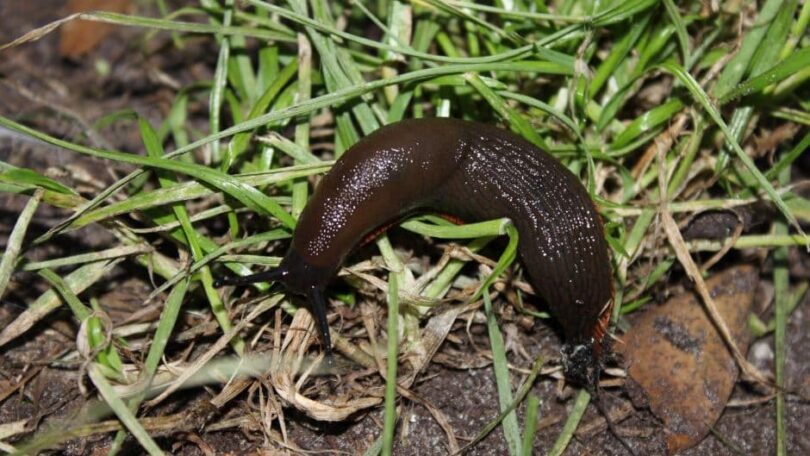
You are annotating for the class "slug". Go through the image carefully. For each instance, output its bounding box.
[215,118,614,388]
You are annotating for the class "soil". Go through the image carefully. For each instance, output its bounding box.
[1,2,808,455]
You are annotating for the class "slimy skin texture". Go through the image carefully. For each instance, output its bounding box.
[217,118,614,387]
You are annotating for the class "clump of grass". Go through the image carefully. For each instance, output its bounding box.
[1,0,808,454]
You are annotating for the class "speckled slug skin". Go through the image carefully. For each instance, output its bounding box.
[217,118,614,386]
[294,118,612,348]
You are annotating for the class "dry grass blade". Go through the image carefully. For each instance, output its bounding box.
[270,309,381,421]
[396,386,460,453]
[0,258,123,347]
[658,159,771,386]
[0,14,81,51]
[146,296,281,407]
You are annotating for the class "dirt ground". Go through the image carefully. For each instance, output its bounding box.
[1,1,808,455]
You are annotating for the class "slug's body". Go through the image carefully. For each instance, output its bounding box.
[218,118,613,387]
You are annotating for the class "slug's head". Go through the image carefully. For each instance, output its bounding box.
[213,248,336,358]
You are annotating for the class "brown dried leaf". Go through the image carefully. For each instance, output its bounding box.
[59,0,132,59]
[620,265,758,454]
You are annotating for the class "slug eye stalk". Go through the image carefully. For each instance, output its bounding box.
[213,266,334,359]
[308,288,333,358]
[212,267,288,288]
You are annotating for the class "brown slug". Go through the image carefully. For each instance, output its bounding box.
[215,118,614,388]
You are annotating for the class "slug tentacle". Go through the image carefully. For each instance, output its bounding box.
[212,267,288,288]
[308,288,333,358]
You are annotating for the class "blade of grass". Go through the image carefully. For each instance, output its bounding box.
[19,245,151,271]
[38,269,122,374]
[765,131,810,180]
[109,277,191,455]
[483,288,522,455]
[590,0,659,27]
[589,12,651,97]
[774,165,790,456]
[0,167,77,195]
[658,62,805,240]
[88,365,164,456]
[36,269,92,321]
[611,99,683,149]
[86,299,124,374]
[548,390,590,456]
[0,116,296,229]
[456,357,545,454]
[0,259,123,348]
[400,216,511,239]
[208,0,233,164]
[0,189,42,300]
[663,0,690,64]
[712,0,786,99]
[466,73,547,149]
[0,10,293,52]
[780,0,810,58]
[225,58,299,169]
[140,118,244,354]
[68,163,327,229]
[292,33,312,219]
[471,224,520,303]
[381,273,399,456]
[719,46,810,104]
[520,394,541,456]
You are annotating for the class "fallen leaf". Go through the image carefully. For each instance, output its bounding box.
[59,0,132,59]
[620,265,758,454]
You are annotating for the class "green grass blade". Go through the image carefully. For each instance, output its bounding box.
[208,0,233,163]
[658,62,805,239]
[88,365,165,456]
[663,0,690,64]
[139,118,244,354]
[37,268,92,321]
[19,245,151,271]
[547,390,590,456]
[467,73,547,149]
[0,189,42,301]
[226,56,299,167]
[720,46,810,104]
[712,0,786,99]
[774,166,790,456]
[381,272,400,456]
[520,394,541,456]
[590,0,659,27]
[471,224,519,303]
[765,131,810,180]
[0,167,77,195]
[0,115,296,229]
[483,289,522,455]
[611,98,683,149]
[589,12,651,97]
[400,216,511,239]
